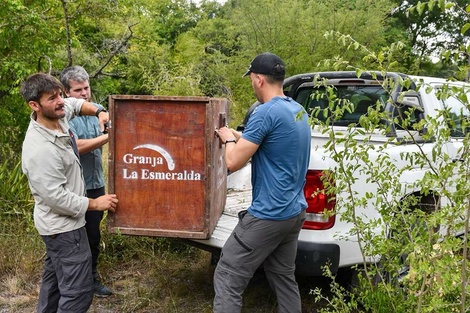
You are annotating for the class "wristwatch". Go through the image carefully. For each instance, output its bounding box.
[95,107,107,117]
[225,139,237,144]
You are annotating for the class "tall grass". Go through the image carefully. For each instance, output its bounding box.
[0,156,322,312]
[0,156,217,312]
[0,159,33,218]
[0,157,44,312]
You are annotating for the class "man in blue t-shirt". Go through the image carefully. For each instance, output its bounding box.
[60,66,112,297]
[214,53,311,313]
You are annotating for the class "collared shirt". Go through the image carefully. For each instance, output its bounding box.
[22,97,90,236]
[69,103,106,190]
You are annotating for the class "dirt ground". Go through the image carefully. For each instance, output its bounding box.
[0,250,332,313]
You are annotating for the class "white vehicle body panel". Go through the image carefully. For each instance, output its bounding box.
[193,73,470,275]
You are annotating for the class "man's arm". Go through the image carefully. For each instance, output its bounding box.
[230,128,242,141]
[79,101,109,130]
[224,138,258,172]
[76,134,109,155]
[217,127,258,172]
[88,194,118,212]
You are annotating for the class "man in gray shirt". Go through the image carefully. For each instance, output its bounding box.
[20,73,118,312]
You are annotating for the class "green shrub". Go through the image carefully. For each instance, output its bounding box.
[313,22,470,312]
[0,159,33,219]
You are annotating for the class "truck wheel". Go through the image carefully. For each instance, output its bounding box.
[380,193,440,287]
[336,266,362,291]
[342,194,441,292]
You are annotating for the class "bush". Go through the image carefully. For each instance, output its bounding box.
[312,25,470,311]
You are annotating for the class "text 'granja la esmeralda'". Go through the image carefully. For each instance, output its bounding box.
[121,144,202,181]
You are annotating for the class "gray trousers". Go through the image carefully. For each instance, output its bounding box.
[38,227,94,313]
[213,210,306,313]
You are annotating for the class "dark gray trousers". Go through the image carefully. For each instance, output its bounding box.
[85,186,105,281]
[38,227,94,313]
[213,210,306,313]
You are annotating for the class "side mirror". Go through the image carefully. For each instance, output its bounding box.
[400,93,421,108]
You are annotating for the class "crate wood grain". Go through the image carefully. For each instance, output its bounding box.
[107,95,229,239]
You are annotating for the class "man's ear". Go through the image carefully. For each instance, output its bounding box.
[28,101,41,112]
[255,74,264,87]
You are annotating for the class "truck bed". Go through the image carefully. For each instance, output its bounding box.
[193,188,252,249]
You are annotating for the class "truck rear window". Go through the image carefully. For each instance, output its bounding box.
[294,85,389,126]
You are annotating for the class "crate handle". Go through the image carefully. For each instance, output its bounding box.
[218,113,227,148]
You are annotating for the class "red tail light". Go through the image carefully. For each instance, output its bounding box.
[303,170,336,230]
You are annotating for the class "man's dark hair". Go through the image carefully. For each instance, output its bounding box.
[264,71,284,85]
[20,73,64,102]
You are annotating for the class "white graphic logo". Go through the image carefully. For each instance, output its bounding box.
[134,144,175,170]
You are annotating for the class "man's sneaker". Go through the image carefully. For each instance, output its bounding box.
[93,281,112,297]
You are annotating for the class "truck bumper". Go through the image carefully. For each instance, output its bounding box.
[295,240,340,276]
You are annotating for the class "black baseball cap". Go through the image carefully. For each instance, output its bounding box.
[242,52,285,78]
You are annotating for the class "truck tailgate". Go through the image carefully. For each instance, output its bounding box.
[192,189,252,248]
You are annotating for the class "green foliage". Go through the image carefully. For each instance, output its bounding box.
[0,0,60,159]
[312,266,360,313]
[312,75,470,311]
[309,3,470,310]
[0,158,39,279]
[0,223,43,279]
[3,0,465,157]
[390,0,470,76]
[0,0,469,311]
[0,159,33,220]
[0,95,30,166]
[101,228,197,264]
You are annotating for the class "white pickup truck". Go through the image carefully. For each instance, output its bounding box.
[191,71,470,277]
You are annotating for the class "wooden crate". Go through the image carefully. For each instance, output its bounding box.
[107,95,228,239]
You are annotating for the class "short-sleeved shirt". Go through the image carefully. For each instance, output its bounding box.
[22,97,89,236]
[69,103,106,190]
[242,96,311,220]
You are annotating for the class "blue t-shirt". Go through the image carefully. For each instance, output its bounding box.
[69,103,106,190]
[242,96,311,220]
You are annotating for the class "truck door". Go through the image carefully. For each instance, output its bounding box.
[437,91,470,215]
[441,93,469,163]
